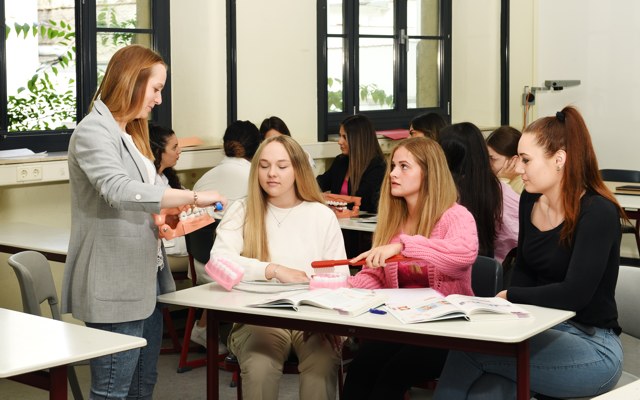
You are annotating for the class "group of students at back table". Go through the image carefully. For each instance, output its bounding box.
[61,44,625,400]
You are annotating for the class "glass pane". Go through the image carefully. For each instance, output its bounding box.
[407,39,439,108]
[327,37,344,113]
[96,33,152,86]
[5,0,77,132]
[359,0,394,36]
[96,0,151,29]
[359,38,394,111]
[408,0,439,36]
[327,0,343,35]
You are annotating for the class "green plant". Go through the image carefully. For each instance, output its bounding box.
[327,78,395,112]
[6,20,76,131]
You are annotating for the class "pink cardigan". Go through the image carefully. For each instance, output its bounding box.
[348,203,478,296]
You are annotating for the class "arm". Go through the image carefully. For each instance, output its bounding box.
[494,183,519,262]
[316,155,345,193]
[507,196,620,311]
[399,204,479,279]
[510,191,540,287]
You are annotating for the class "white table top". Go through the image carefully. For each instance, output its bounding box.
[0,308,147,378]
[158,283,574,344]
[592,380,640,399]
[1,221,69,256]
[338,217,376,233]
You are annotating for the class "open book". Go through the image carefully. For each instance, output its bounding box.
[383,288,530,324]
[247,287,388,317]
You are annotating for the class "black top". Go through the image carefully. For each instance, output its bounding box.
[316,154,386,212]
[508,191,621,334]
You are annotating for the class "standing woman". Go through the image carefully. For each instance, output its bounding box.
[342,137,479,400]
[317,114,386,213]
[434,107,625,399]
[439,122,519,263]
[62,45,226,399]
[213,135,348,400]
[486,125,525,194]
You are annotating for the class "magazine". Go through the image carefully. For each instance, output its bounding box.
[234,280,310,294]
[383,288,530,324]
[247,287,388,317]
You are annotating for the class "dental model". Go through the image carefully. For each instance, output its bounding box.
[204,255,244,291]
[153,202,223,240]
[322,193,361,218]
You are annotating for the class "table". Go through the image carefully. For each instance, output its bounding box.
[0,308,147,400]
[0,222,69,262]
[338,217,376,233]
[592,379,640,399]
[606,181,640,210]
[157,283,575,400]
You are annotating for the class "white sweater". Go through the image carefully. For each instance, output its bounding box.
[212,199,348,281]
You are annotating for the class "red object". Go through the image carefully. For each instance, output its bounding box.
[376,129,410,140]
[311,255,413,269]
[153,205,216,239]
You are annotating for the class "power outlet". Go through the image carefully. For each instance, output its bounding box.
[16,165,43,182]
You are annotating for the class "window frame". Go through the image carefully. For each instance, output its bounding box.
[0,0,171,152]
[317,0,452,141]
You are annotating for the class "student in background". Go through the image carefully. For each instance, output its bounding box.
[408,112,448,140]
[343,137,479,400]
[259,115,291,141]
[62,45,226,399]
[438,122,519,263]
[260,115,316,170]
[149,123,182,190]
[316,114,386,213]
[486,125,525,194]
[189,120,260,352]
[434,107,625,399]
[213,135,348,400]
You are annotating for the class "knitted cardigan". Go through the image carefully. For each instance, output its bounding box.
[348,203,479,296]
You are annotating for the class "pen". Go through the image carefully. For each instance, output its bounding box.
[369,307,387,315]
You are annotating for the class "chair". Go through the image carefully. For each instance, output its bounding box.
[534,265,640,400]
[8,250,85,400]
[471,255,504,297]
[600,169,640,262]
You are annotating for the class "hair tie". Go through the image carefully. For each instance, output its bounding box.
[556,111,566,122]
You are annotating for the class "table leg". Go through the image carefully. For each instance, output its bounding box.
[207,315,219,400]
[516,340,531,400]
[49,366,68,400]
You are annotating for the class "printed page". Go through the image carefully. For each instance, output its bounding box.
[302,288,387,316]
[382,288,466,324]
[445,295,531,320]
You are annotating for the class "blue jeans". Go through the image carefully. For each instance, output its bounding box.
[434,322,623,400]
[86,284,163,400]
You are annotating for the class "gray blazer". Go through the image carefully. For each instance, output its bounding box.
[61,100,176,323]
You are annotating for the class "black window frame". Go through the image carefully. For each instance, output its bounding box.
[317,0,452,141]
[0,0,171,153]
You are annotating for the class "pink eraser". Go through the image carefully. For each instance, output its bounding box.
[204,255,244,291]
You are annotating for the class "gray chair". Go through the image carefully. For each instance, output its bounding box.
[8,250,85,400]
[535,265,640,400]
[600,169,640,260]
[471,256,504,297]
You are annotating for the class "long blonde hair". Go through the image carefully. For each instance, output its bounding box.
[92,44,165,159]
[242,135,325,261]
[373,137,458,247]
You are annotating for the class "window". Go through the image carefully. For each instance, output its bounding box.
[317,0,451,140]
[0,0,170,152]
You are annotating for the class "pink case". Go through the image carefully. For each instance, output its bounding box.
[309,273,348,290]
[204,255,244,291]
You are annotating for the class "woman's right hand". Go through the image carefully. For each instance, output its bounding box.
[195,190,228,210]
[266,263,309,283]
[350,243,403,268]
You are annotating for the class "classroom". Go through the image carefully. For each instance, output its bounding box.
[1,1,640,399]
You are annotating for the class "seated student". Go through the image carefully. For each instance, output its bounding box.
[486,125,525,194]
[434,107,625,400]
[316,114,386,213]
[439,122,519,263]
[260,115,316,170]
[409,111,448,140]
[342,137,479,400]
[189,120,261,351]
[212,135,348,400]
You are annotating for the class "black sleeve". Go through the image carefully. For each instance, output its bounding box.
[355,156,386,212]
[508,195,620,311]
[510,191,538,288]
[316,155,346,193]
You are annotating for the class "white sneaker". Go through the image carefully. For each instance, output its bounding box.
[189,322,229,354]
[190,322,207,348]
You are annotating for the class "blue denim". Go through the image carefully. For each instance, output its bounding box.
[433,322,623,400]
[86,281,163,400]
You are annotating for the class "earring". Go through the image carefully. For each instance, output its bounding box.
[556,166,561,171]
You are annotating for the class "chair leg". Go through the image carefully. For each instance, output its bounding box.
[161,307,181,354]
[67,365,84,400]
[177,307,207,373]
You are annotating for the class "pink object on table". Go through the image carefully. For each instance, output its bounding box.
[310,273,349,290]
[376,129,410,140]
[205,255,244,291]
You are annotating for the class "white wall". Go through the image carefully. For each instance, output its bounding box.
[534,0,640,169]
